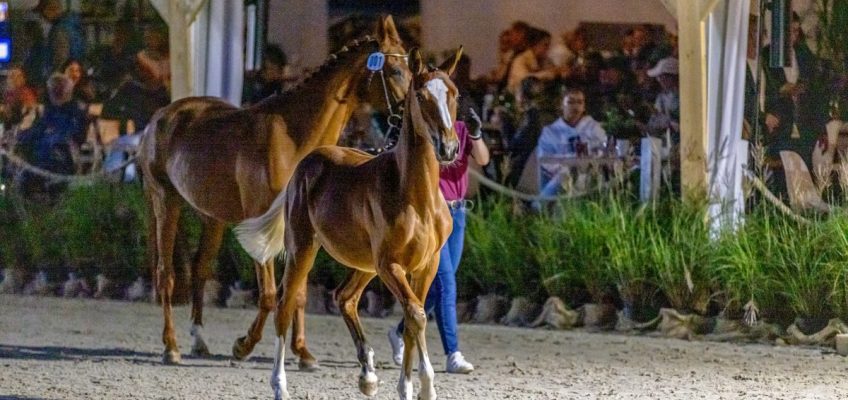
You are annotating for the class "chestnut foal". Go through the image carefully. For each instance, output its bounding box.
[236,48,461,400]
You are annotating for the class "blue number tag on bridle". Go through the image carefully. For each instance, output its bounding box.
[366,52,385,71]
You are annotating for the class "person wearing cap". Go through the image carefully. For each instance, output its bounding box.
[33,0,85,80]
[646,57,680,137]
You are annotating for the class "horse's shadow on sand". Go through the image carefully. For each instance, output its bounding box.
[0,344,360,370]
[0,344,164,365]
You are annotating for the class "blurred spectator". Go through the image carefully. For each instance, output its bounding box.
[506,28,559,95]
[536,88,607,197]
[762,13,821,167]
[560,28,596,86]
[646,57,680,139]
[623,25,655,72]
[100,25,170,132]
[15,20,47,91]
[243,44,290,105]
[89,24,138,99]
[2,65,39,128]
[495,21,531,91]
[135,25,171,91]
[487,30,514,84]
[62,59,96,104]
[506,77,553,187]
[33,0,85,80]
[591,56,636,120]
[17,73,88,176]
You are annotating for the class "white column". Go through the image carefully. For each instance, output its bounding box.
[202,0,244,105]
[706,0,751,231]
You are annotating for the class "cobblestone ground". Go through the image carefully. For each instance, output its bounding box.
[1,294,847,399]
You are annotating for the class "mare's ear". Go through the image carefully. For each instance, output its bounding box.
[409,47,425,76]
[438,46,464,77]
[377,15,403,47]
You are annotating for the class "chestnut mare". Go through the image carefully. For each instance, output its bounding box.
[138,16,412,366]
[235,49,461,400]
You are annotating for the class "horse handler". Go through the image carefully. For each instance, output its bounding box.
[389,107,490,374]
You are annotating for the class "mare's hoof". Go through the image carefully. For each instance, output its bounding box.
[232,336,251,361]
[298,356,320,372]
[358,373,379,396]
[163,349,182,365]
[191,341,211,357]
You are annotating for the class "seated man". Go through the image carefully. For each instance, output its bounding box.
[535,88,607,199]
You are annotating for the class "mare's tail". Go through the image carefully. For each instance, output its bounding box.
[234,189,287,264]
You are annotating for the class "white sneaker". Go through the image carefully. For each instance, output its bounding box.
[446,351,474,374]
[388,328,404,366]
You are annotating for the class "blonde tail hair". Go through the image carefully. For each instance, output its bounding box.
[235,190,287,264]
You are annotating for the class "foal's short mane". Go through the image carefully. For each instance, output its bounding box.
[254,36,380,110]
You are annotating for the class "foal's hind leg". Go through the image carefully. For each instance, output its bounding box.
[336,270,378,396]
[189,216,225,357]
[232,258,277,360]
[291,285,319,371]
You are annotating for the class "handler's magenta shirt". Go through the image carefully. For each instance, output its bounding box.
[438,121,474,201]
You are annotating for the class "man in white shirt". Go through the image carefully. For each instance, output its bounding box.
[535,88,607,198]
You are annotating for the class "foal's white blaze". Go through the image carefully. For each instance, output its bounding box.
[425,78,453,130]
[272,336,290,400]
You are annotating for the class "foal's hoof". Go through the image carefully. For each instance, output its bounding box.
[298,356,320,372]
[358,373,379,396]
[190,341,211,357]
[162,349,182,365]
[232,336,251,361]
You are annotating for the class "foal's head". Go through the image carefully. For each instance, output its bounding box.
[407,47,462,165]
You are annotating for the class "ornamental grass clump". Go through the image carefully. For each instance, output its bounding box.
[534,199,614,305]
[826,210,848,320]
[647,199,715,315]
[769,213,838,323]
[714,207,781,321]
[463,198,540,300]
[604,196,658,321]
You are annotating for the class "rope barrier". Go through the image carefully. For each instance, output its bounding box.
[469,168,604,202]
[743,169,812,225]
[0,146,139,184]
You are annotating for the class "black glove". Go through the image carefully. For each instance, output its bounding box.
[465,107,482,140]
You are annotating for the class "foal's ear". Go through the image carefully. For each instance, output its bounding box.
[377,15,402,47]
[409,47,425,76]
[439,46,464,77]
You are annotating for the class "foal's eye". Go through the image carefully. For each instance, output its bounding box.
[391,66,404,77]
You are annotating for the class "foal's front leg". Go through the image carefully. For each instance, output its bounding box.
[410,258,439,400]
[377,261,432,400]
[335,270,378,395]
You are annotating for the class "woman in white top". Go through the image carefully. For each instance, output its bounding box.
[506,28,560,95]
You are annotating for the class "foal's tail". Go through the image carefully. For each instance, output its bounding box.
[235,190,287,264]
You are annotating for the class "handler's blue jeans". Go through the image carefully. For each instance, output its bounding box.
[397,206,466,355]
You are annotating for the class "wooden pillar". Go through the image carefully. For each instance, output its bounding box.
[676,0,709,201]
